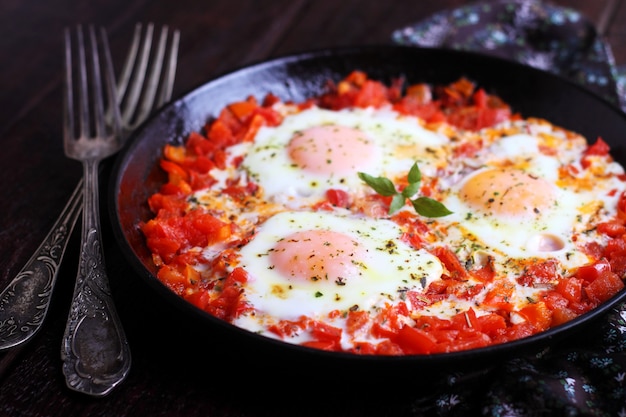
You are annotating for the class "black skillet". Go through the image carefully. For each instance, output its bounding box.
[109,45,626,390]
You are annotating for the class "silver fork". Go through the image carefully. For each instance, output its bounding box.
[60,24,130,397]
[0,23,179,354]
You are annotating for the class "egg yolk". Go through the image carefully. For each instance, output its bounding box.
[287,125,376,175]
[269,229,366,283]
[460,168,556,218]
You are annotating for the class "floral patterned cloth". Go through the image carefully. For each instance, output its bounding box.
[392,0,626,112]
[392,1,626,415]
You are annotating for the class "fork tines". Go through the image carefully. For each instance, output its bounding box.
[64,25,121,146]
[116,23,180,130]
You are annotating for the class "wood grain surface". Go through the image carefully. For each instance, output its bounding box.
[1,1,624,416]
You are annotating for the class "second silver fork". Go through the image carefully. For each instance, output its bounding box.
[0,24,178,354]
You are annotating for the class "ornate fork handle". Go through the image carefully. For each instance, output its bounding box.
[61,159,131,397]
[0,181,82,350]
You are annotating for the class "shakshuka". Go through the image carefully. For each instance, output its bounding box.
[140,72,626,355]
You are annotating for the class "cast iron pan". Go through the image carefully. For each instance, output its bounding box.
[109,45,626,389]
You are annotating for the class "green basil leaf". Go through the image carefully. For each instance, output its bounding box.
[401,182,420,198]
[389,193,406,214]
[412,196,453,218]
[357,172,397,196]
[407,162,422,184]
[360,162,453,218]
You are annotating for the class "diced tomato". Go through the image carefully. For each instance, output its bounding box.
[453,140,483,158]
[496,322,536,344]
[302,320,343,351]
[440,78,474,105]
[188,171,217,190]
[584,137,610,156]
[597,221,626,237]
[441,331,491,353]
[374,340,404,356]
[470,262,495,282]
[222,182,255,201]
[583,241,605,259]
[309,320,343,342]
[157,263,186,286]
[551,307,579,326]
[240,113,266,142]
[477,313,507,337]
[429,329,460,344]
[160,159,189,183]
[187,155,215,174]
[345,70,367,86]
[228,266,249,284]
[146,193,187,215]
[452,282,485,300]
[609,254,626,279]
[268,317,307,338]
[516,259,559,286]
[421,280,449,305]
[393,325,437,355]
[405,83,432,104]
[477,107,511,128]
[445,106,511,131]
[519,302,552,332]
[158,180,192,196]
[544,290,579,326]
[473,88,488,107]
[405,290,433,309]
[207,267,250,321]
[187,209,231,246]
[349,342,377,355]
[227,99,258,122]
[353,80,390,108]
[555,277,583,303]
[431,246,467,279]
[370,322,397,339]
[370,304,407,338]
[393,98,444,123]
[413,314,450,331]
[462,307,481,331]
[400,232,424,249]
[576,259,611,283]
[185,289,211,310]
[605,236,626,256]
[142,209,230,263]
[584,269,624,305]
[325,189,351,208]
[482,280,515,311]
[146,237,180,263]
[142,221,184,263]
[262,92,281,107]
[345,310,369,335]
[163,143,186,163]
[300,340,341,351]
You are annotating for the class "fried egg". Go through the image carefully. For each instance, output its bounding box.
[241,106,449,207]
[438,128,625,277]
[235,210,444,323]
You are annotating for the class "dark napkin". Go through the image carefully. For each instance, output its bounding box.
[393,0,626,112]
[392,1,626,416]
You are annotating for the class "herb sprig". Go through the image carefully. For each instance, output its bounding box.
[358,162,453,217]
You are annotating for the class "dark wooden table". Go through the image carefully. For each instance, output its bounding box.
[2,1,625,416]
